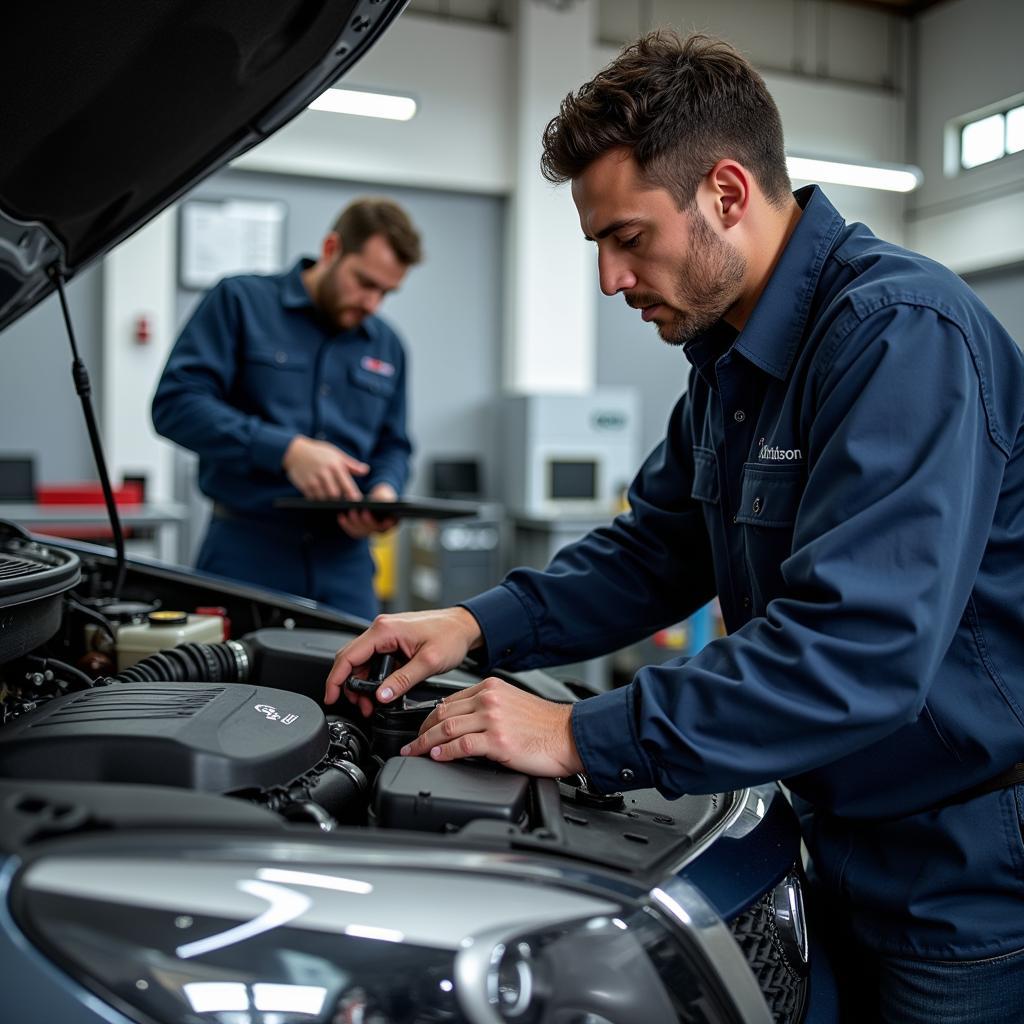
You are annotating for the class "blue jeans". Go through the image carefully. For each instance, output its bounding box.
[197,514,378,620]
[808,878,1024,1023]
[873,945,1024,1023]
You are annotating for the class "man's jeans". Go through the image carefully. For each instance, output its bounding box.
[874,945,1024,1023]
[810,878,1024,1022]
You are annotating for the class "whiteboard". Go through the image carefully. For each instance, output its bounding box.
[179,198,287,289]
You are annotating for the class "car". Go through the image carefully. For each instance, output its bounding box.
[0,3,837,1023]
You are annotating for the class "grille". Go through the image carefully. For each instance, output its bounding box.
[0,555,49,581]
[729,887,808,1024]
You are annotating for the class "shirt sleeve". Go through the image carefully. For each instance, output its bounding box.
[151,281,295,474]
[364,340,412,494]
[462,392,718,669]
[573,303,1010,796]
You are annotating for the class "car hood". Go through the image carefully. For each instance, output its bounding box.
[0,0,408,333]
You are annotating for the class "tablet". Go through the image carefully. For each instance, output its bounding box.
[273,496,481,520]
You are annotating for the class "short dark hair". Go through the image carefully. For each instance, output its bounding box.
[332,197,423,265]
[541,31,791,209]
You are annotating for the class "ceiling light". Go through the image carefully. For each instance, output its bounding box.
[787,155,922,193]
[309,86,417,121]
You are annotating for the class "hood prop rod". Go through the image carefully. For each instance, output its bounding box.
[50,267,127,599]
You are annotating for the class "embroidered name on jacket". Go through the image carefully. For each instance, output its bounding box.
[757,438,803,462]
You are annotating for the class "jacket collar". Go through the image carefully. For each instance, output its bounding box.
[685,185,845,383]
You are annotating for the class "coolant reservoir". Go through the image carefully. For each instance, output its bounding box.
[116,610,224,670]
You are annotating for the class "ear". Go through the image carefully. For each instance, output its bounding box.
[321,231,343,262]
[705,160,750,228]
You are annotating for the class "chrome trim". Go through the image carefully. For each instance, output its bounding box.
[455,925,536,1024]
[723,784,777,840]
[651,878,774,1024]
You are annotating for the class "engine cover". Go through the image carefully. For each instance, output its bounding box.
[0,683,328,792]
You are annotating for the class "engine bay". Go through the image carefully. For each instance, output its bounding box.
[0,521,734,876]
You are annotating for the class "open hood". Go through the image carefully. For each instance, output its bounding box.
[0,0,408,333]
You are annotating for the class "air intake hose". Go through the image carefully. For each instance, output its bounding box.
[110,641,250,684]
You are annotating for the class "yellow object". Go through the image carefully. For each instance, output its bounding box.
[370,528,398,603]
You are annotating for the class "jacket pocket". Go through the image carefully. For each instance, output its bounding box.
[735,463,804,527]
[349,364,397,399]
[736,464,805,612]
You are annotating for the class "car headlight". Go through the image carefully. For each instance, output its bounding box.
[10,839,756,1024]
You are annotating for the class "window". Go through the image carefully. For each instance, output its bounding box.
[960,102,1024,170]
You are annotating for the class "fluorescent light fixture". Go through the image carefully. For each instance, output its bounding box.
[309,86,417,121]
[1007,106,1024,155]
[787,155,922,193]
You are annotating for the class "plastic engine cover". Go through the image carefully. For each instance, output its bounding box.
[374,755,530,832]
[0,683,329,792]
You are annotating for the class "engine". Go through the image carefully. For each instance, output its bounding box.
[0,519,539,837]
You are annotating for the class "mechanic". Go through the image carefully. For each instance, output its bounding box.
[324,32,1024,1021]
[152,197,422,618]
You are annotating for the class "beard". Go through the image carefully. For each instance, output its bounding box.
[627,208,746,347]
[316,260,366,330]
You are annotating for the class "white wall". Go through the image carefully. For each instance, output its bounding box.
[907,0,1024,273]
[234,15,513,195]
[102,209,177,502]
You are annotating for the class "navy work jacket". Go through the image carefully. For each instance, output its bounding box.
[463,187,1024,958]
[152,259,411,518]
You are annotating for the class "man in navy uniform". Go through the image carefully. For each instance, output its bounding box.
[153,197,421,618]
[325,33,1024,1020]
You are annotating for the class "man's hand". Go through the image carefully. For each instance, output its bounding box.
[337,482,398,539]
[325,606,483,714]
[283,435,368,500]
[400,678,584,777]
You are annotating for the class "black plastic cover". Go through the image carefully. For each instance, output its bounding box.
[373,756,530,832]
[0,522,81,664]
[243,627,357,704]
[0,780,282,853]
[0,683,329,792]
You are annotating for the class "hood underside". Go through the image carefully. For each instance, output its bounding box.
[0,0,407,333]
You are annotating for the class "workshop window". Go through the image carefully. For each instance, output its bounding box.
[959,102,1024,170]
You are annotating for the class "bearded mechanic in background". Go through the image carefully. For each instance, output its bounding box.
[325,31,1024,1023]
[153,198,422,618]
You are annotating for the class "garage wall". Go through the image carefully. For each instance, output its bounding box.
[0,265,103,483]
[907,0,1024,273]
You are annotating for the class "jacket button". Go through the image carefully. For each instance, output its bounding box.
[752,496,762,515]
[733,409,746,423]
[619,768,635,783]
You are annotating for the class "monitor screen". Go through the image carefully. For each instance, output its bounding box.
[548,460,597,501]
[430,459,481,499]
